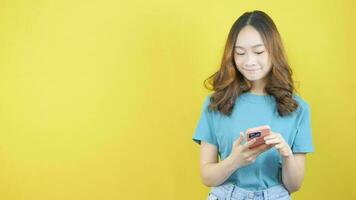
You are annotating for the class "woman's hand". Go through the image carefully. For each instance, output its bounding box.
[229,132,272,169]
[264,132,293,157]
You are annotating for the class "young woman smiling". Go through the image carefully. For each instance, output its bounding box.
[192,10,314,200]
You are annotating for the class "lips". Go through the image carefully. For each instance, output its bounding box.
[244,68,261,71]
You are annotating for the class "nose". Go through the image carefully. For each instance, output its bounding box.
[245,53,257,67]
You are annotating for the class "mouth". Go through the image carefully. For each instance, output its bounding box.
[243,68,261,72]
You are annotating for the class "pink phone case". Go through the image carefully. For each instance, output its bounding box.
[246,125,271,149]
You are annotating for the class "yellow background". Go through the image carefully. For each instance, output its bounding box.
[0,0,355,199]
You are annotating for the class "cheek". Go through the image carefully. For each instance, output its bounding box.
[234,56,244,69]
[258,55,271,69]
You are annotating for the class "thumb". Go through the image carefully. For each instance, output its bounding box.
[234,132,244,146]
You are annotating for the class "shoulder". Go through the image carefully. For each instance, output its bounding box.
[201,94,213,109]
[292,93,311,114]
[201,94,220,117]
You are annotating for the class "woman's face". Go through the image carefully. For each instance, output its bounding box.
[234,25,272,82]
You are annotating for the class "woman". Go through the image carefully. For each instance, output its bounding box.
[192,10,314,200]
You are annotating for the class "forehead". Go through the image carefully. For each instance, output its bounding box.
[235,26,265,49]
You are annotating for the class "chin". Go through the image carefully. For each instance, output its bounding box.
[244,75,264,81]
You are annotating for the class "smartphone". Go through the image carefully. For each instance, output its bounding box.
[246,125,271,149]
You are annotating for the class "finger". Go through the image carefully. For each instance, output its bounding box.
[264,134,277,140]
[275,143,285,149]
[265,138,281,145]
[273,132,283,139]
[241,137,257,151]
[234,132,244,146]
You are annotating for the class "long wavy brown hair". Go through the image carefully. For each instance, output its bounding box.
[204,10,298,117]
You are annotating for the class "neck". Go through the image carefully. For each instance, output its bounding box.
[249,78,267,95]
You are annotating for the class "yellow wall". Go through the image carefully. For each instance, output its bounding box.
[0,0,355,199]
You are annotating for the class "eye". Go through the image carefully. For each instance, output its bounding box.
[235,52,245,55]
[255,51,265,54]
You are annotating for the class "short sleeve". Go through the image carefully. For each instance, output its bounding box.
[192,96,218,148]
[291,104,315,153]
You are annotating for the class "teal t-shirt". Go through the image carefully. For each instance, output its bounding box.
[192,92,315,191]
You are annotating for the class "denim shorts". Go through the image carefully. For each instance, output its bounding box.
[206,182,291,200]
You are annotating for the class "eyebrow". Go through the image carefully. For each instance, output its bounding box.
[234,44,264,49]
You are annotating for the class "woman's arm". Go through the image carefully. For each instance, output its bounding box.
[281,153,306,193]
[199,142,238,187]
[264,132,308,193]
[199,136,271,187]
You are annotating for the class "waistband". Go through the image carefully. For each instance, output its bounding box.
[210,182,290,200]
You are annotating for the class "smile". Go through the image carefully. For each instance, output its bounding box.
[243,68,261,71]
